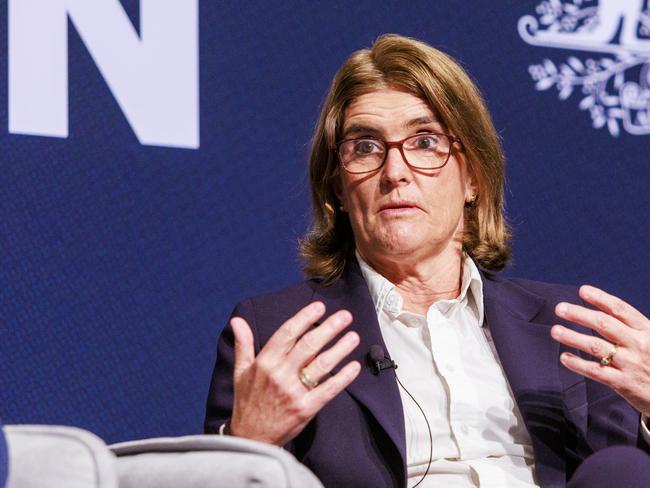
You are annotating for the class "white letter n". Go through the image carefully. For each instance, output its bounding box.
[9,0,199,149]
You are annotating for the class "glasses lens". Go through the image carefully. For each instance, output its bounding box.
[338,138,385,173]
[403,134,450,169]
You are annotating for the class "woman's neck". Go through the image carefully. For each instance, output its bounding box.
[359,248,464,315]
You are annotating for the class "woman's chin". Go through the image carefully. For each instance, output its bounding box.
[373,235,426,256]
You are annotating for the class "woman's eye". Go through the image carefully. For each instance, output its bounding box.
[354,140,381,155]
[413,135,439,149]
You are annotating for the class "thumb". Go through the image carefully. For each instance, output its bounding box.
[230,317,255,382]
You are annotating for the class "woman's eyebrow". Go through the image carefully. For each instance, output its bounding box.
[341,116,440,139]
[405,116,439,128]
[341,124,381,138]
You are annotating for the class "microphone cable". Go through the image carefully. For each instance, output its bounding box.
[394,371,433,488]
[368,346,433,487]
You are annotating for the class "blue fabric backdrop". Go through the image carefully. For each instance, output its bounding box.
[1,0,648,444]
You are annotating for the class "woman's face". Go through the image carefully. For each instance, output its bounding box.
[335,88,476,265]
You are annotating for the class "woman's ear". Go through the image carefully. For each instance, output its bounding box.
[333,178,346,212]
[463,159,479,204]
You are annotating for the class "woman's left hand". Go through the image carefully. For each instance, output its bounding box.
[551,285,650,417]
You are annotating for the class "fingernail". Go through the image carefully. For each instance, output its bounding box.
[552,325,562,338]
[337,310,352,324]
[230,320,239,333]
[345,332,359,346]
[557,303,568,316]
[350,361,361,374]
[312,302,325,314]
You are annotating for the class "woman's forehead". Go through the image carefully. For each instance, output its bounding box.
[342,89,442,136]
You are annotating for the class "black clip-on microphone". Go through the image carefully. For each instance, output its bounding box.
[367,344,398,375]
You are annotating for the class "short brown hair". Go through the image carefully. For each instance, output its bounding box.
[299,34,511,283]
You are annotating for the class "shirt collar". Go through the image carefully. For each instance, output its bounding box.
[356,251,399,316]
[356,251,485,326]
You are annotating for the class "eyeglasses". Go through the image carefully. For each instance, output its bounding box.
[335,133,461,174]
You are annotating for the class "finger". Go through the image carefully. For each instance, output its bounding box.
[559,351,625,392]
[551,325,629,368]
[231,317,256,382]
[261,302,326,360]
[306,360,362,409]
[579,285,649,331]
[287,309,353,367]
[300,330,360,385]
[555,301,635,346]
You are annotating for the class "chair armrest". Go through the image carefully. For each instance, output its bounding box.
[4,425,117,488]
[110,434,323,488]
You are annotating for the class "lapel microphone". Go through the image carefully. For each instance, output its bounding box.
[367,345,398,375]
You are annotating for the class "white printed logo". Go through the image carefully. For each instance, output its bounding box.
[518,0,650,136]
[9,0,199,149]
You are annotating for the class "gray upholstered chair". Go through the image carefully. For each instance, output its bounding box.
[4,425,117,488]
[2,425,323,488]
[0,420,8,488]
[111,434,323,488]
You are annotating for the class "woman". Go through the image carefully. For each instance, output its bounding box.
[205,34,650,487]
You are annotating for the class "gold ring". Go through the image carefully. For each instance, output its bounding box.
[600,344,618,366]
[299,368,318,390]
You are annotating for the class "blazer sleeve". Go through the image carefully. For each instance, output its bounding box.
[204,298,259,434]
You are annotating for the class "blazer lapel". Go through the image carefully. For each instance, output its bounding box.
[482,272,566,488]
[313,260,407,476]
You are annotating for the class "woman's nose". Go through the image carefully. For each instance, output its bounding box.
[381,146,412,184]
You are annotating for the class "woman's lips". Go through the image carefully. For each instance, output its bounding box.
[378,202,420,215]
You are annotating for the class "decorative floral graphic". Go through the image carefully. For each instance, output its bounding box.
[534,0,600,33]
[519,0,650,136]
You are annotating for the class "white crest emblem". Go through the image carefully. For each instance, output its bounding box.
[518,0,650,136]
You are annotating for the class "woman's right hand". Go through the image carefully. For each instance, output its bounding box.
[229,301,361,446]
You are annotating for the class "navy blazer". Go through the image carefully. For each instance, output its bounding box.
[205,261,645,487]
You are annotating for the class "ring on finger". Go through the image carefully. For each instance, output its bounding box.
[600,344,618,367]
[299,368,318,390]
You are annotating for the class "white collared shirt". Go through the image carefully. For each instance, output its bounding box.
[357,253,539,487]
